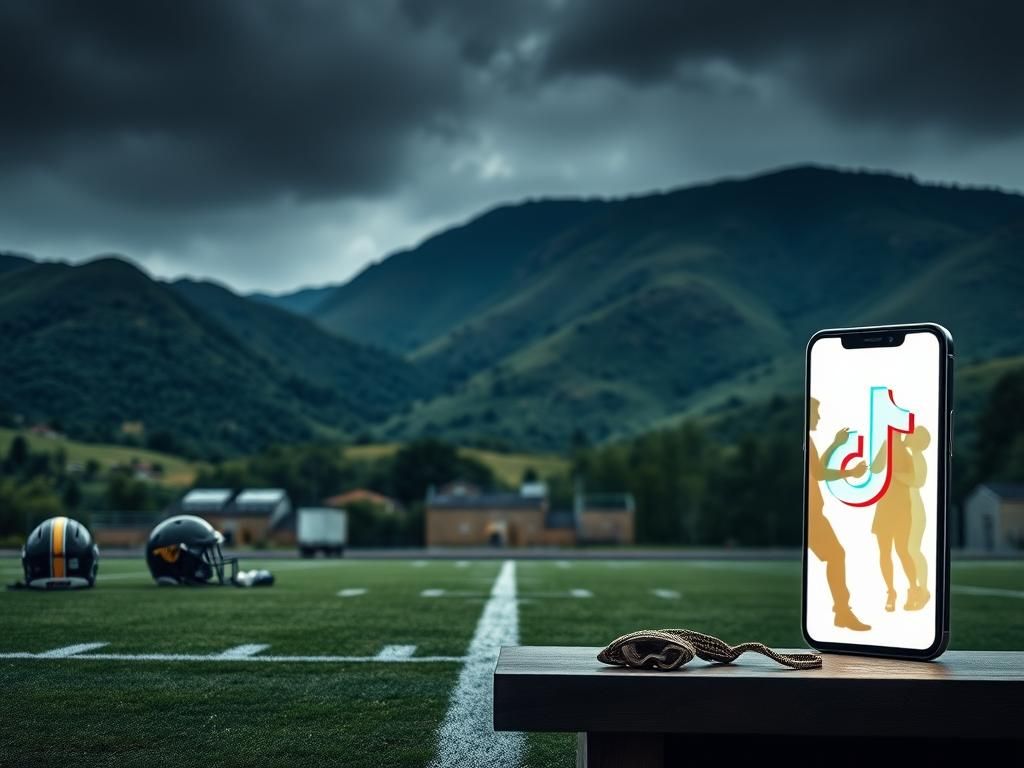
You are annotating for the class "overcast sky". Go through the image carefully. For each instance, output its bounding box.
[2,1,1022,293]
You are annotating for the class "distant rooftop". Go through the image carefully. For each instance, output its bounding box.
[583,493,635,512]
[428,493,545,510]
[182,488,233,509]
[980,483,1024,501]
[235,488,288,507]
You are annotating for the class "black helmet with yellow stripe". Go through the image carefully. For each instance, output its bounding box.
[146,515,238,585]
[22,516,99,589]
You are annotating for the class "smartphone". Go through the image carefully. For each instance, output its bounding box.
[802,323,953,660]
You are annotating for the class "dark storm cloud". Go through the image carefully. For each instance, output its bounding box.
[0,0,467,208]
[1,1,1022,292]
[542,0,1024,138]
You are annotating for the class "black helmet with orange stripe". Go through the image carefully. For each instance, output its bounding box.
[21,516,99,589]
[146,514,238,585]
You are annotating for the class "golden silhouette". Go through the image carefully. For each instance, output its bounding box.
[870,427,930,612]
[905,427,931,609]
[808,398,870,631]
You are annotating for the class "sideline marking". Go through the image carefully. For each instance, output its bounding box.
[455,561,470,568]
[570,588,592,598]
[375,644,416,661]
[337,588,367,597]
[653,589,681,599]
[555,561,571,569]
[215,644,269,659]
[412,560,428,567]
[429,560,523,767]
[0,644,464,664]
[954,585,1024,599]
[36,643,109,658]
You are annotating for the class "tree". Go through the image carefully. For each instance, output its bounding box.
[107,472,149,511]
[390,439,493,505]
[62,478,82,511]
[6,435,28,471]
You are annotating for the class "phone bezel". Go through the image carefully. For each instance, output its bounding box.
[801,322,953,661]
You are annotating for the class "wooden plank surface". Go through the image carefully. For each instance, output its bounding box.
[494,646,1024,739]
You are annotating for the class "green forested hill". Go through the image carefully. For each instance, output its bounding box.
[171,279,437,424]
[0,252,33,275]
[300,166,1024,448]
[0,259,431,457]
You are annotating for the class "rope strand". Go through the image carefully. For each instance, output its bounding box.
[598,628,822,670]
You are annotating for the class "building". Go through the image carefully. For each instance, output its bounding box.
[180,488,234,516]
[212,488,293,546]
[576,493,636,545]
[424,482,636,548]
[426,488,549,547]
[964,483,1024,552]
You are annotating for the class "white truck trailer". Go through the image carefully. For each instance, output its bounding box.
[297,507,348,558]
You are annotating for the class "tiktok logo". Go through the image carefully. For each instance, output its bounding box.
[826,386,915,507]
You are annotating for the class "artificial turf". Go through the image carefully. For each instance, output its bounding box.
[1,556,1021,767]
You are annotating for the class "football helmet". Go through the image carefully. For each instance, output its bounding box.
[22,516,99,589]
[146,515,238,585]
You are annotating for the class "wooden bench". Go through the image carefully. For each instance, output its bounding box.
[494,646,1024,767]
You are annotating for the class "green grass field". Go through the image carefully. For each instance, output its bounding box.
[1,556,1022,767]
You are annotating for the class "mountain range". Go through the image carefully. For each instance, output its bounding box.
[3,165,1023,455]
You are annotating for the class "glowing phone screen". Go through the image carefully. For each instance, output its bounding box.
[806,331,941,649]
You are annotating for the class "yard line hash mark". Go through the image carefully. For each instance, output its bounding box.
[375,645,417,661]
[337,588,367,597]
[570,589,592,598]
[215,644,269,659]
[36,643,109,658]
[429,560,523,768]
[653,589,681,599]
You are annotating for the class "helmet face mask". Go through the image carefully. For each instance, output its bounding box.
[21,516,99,589]
[147,515,239,585]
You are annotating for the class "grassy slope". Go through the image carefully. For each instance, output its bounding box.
[0,427,198,486]
[1,557,1021,767]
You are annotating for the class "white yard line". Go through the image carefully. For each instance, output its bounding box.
[412,560,429,567]
[337,588,367,597]
[954,585,1024,599]
[429,560,523,768]
[455,561,470,568]
[422,588,446,597]
[570,588,592,598]
[555,561,571,569]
